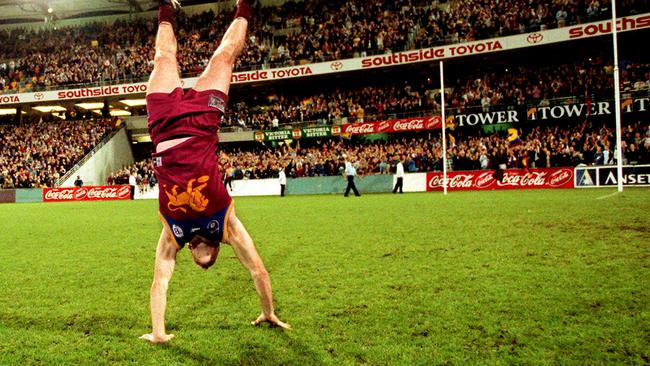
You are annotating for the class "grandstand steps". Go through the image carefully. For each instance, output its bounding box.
[57,127,134,187]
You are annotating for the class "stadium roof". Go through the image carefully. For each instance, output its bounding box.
[0,0,158,24]
[0,1,238,25]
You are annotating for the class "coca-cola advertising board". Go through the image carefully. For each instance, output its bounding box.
[426,168,574,191]
[43,186,132,202]
[343,116,442,136]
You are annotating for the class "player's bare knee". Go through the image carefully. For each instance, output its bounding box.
[154,49,177,66]
[211,47,237,69]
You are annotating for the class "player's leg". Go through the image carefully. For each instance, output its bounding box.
[147,1,182,95]
[193,0,253,94]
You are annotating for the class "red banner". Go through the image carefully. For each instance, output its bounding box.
[342,116,441,136]
[426,168,574,191]
[43,185,131,202]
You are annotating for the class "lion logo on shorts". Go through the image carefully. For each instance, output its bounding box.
[165,176,210,213]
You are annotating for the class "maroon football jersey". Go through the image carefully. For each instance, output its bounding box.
[147,88,232,220]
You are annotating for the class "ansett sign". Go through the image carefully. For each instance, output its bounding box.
[575,165,650,188]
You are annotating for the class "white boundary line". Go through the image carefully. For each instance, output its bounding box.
[596,191,622,200]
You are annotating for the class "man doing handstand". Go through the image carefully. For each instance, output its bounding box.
[140,0,289,344]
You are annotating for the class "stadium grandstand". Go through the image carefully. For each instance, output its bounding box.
[1,0,648,190]
[0,0,650,364]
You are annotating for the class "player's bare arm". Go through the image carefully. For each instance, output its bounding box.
[223,210,291,329]
[140,229,179,343]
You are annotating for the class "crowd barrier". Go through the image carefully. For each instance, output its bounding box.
[0,189,16,204]
[133,175,394,199]
[0,166,648,204]
[287,175,393,195]
[15,189,43,203]
[0,188,44,203]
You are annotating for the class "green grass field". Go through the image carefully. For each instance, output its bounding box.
[0,189,649,365]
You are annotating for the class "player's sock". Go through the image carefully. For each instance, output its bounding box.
[234,0,254,22]
[158,0,178,27]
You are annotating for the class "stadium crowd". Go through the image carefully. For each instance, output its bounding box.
[106,159,157,193]
[1,1,648,189]
[223,56,649,130]
[225,79,437,130]
[449,57,650,113]
[106,121,649,185]
[0,118,116,188]
[218,121,649,180]
[2,0,648,92]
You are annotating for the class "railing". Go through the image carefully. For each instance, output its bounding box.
[54,126,125,187]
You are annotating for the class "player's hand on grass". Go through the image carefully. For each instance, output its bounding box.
[251,313,291,329]
[139,333,175,344]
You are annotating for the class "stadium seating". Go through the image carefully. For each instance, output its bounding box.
[2,0,649,189]
[0,118,117,188]
[107,159,156,190]
[108,121,648,184]
[217,122,650,177]
[1,0,648,92]
[222,55,649,130]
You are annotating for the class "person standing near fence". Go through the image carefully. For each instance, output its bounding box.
[392,155,404,194]
[279,165,286,197]
[343,155,361,197]
[129,171,137,200]
[223,164,234,191]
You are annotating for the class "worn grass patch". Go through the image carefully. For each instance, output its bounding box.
[0,189,648,365]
